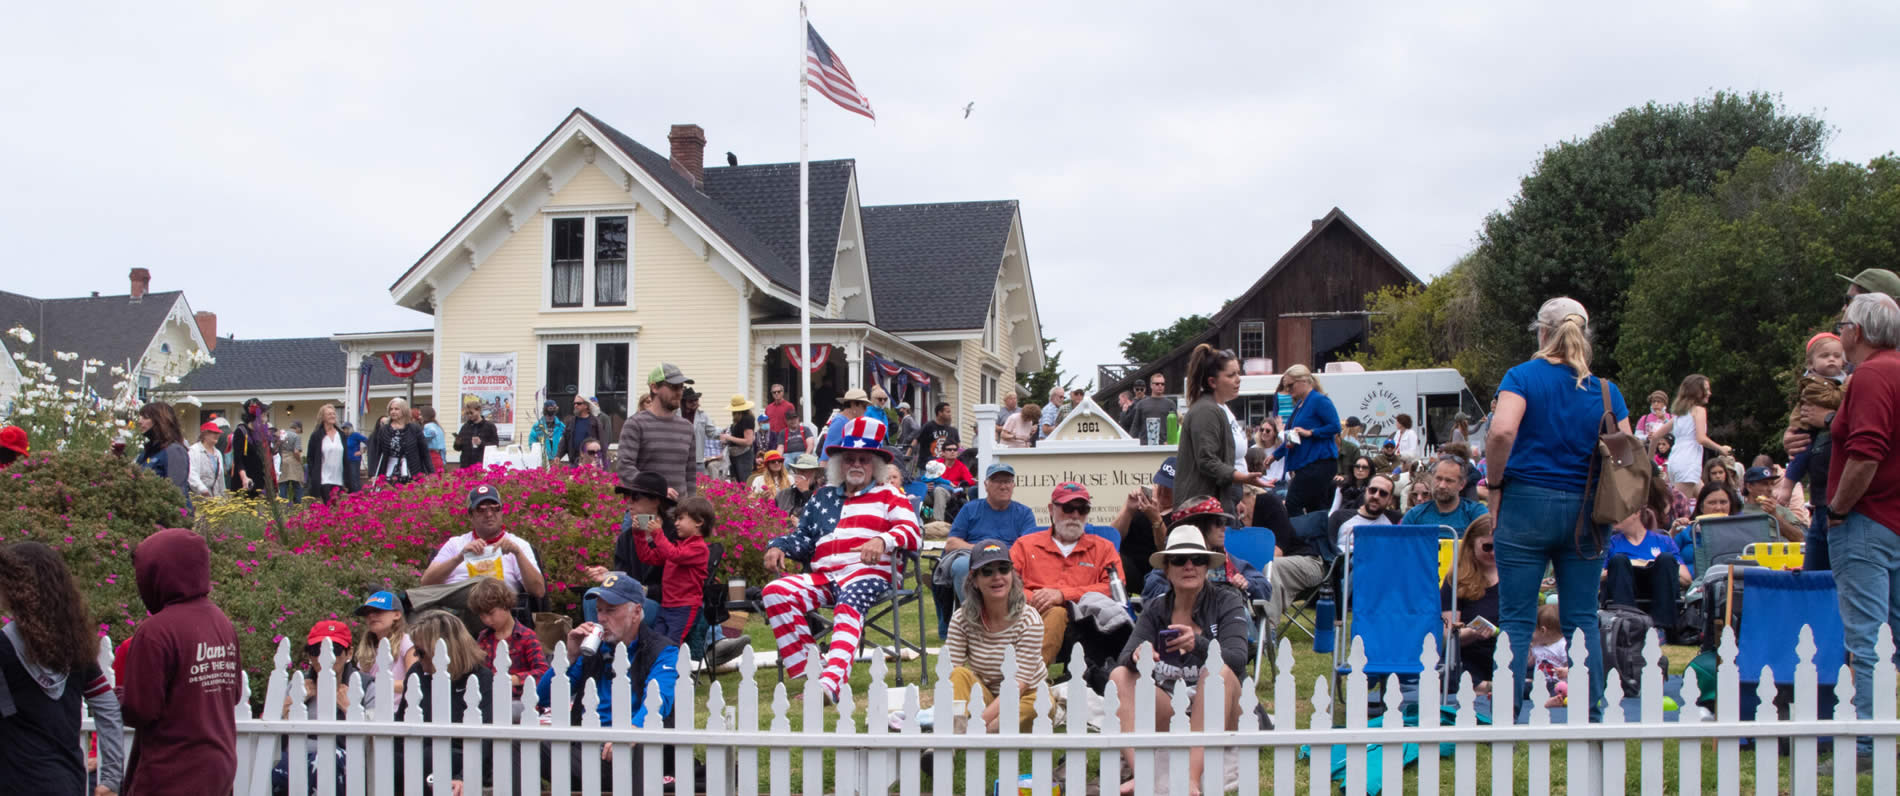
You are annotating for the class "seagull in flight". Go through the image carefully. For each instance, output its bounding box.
[962,102,975,119]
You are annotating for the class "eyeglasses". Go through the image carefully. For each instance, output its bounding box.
[977,564,1013,577]
[1057,502,1091,515]
[1365,487,1391,497]
[1170,555,1211,568]
[1353,464,1372,471]
[1835,321,1858,335]
[474,504,504,514]
[584,448,602,456]
[1479,542,1495,552]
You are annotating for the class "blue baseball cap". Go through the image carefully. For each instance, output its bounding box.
[587,572,647,606]
[1154,456,1177,489]
[354,590,401,616]
[467,484,502,510]
[984,462,1016,481]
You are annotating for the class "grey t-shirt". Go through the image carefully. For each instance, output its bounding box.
[1123,396,1177,445]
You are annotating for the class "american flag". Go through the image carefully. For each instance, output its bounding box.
[805,22,874,120]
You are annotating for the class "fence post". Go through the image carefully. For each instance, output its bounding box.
[1790,626,1818,796]
[399,673,424,796]
[1675,656,1702,796]
[344,673,366,796]
[768,681,791,796]
[1716,628,1740,796]
[1273,640,1297,795]
[246,638,291,796]
[1307,674,1331,796]
[738,646,761,796]
[1381,675,1403,793]
[1600,670,1626,795]
[801,642,822,796]
[1638,631,1663,796]
[486,638,512,796]
[931,650,954,790]
[707,683,730,796]
[1526,659,1551,796]
[1342,639,1366,796]
[1201,640,1227,796]
[1416,636,1441,796]
[547,643,571,796]
[898,685,923,796]
[1490,636,1515,796]
[1454,672,1477,794]
[1752,668,1779,796]
[1566,628,1600,796]
[672,644,699,796]
[1064,645,1090,796]
[996,646,1018,796]
[1237,672,1262,796]
[315,640,339,796]
[1871,625,1897,795]
[428,640,450,796]
[287,671,309,796]
[458,674,485,796]
[371,640,395,796]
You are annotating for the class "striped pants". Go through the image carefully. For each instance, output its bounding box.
[762,573,892,698]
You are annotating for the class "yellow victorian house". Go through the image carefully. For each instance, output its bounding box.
[384,108,1044,441]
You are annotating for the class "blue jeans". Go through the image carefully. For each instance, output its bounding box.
[1494,482,1605,720]
[937,553,974,638]
[1831,512,1900,740]
[1802,510,1830,570]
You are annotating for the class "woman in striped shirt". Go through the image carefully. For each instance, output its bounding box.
[944,540,1046,732]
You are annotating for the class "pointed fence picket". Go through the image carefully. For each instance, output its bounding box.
[79,622,1900,796]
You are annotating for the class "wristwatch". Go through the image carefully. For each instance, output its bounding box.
[1827,507,1849,521]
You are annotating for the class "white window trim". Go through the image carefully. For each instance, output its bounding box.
[1239,320,1267,361]
[537,333,638,414]
[541,209,635,313]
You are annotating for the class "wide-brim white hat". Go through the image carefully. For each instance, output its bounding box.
[1148,526,1226,569]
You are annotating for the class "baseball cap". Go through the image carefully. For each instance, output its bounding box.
[1154,456,1177,489]
[1838,268,1900,298]
[647,363,692,386]
[0,425,25,456]
[983,462,1016,480]
[354,590,401,616]
[306,620,351,649]
[467,484,502,510]
[587,572,647,606]
[1743,466,1776,484]
[968,540,1012,573]
[198,421,222,434]
[1051,481,1091,505]
[1344,416,1364,428]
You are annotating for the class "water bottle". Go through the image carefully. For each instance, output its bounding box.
[1312,585,1336,654]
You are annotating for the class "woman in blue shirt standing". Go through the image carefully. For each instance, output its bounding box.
[1270,364,1342,517]
[1483,297,1629,718]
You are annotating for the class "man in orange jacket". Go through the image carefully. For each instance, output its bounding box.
[1010,482,1131,680]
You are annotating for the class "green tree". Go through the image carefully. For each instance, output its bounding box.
[1357,253,1494,389]
[1119,313,1213,364]
[1617,150,1900,452]
[1018,336,1091,404]
[1471,91,1830,387]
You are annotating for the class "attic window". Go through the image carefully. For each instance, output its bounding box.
[160,342,172,354]
[548,213,632,310]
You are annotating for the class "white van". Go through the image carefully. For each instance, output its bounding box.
[1230,366,1486,451]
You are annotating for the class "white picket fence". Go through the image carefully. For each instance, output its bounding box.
[85,623,1898,796]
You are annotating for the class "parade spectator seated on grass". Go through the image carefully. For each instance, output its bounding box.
[1402,456,1489,535]
[1110,459,1177,588]
[776,453,825,518]
[1112,527,1251,793]
[943,463,1039,606]
[761,417,922,703]
[1141,497,1269,604]
[395,611,496,791]
[537,573,680,787]
[352,590,414,706]
[420,484,547,599]
[1330,473,1400,552]
[1740,465,1806,541]
[930,441,977,487]
[467,577,550,699]
[944,541,1046,733]
[1011,482,1131,684]
[1600,508,1690,633]
[1442,515,1501,691]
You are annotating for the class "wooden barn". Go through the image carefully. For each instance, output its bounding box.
[1095,207,1421,424]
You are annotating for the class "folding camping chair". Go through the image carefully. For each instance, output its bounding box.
[1221,526,1278,683]
[1336,525,1457,712]
[1276,510,1344,642]
[859,549,931,686]
[1693,513,1782,575]
[1741,542,1805,571]
[1734,569,1847,723]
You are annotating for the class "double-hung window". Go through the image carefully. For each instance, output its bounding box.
[1238,320,1267,361]
[548,213,631,309]
[543,338,634,424]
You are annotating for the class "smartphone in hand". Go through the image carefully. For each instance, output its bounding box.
[1467,616,1498,636]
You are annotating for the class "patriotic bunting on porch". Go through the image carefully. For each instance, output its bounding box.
[380,351,426,379]
[783,344,832,373]
[356,358,374,412]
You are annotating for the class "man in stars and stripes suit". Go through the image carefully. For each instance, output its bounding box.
[762,416,921,702]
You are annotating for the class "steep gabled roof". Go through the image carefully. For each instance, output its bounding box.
[860,201,1018,332]
[0,289,191,385]
[701,159,854,302]
[174,337,432,393]
[1093,207,1421,398]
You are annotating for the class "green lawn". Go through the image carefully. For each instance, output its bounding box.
[676,588,1881,794]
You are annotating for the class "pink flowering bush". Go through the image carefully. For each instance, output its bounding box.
[692,474,796,586]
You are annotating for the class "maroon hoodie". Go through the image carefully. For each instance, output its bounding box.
[116,528,240,795]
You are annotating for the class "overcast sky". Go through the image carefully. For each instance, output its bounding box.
[5,2,1896,384]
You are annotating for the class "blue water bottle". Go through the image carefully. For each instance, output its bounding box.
[1312,585,1336,654]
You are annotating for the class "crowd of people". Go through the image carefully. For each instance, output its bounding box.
[3,266,1897,790]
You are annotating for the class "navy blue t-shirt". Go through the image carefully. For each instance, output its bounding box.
[1497,358,1628,492]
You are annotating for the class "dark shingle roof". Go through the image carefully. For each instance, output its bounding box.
[0,290,189,385]
[579,111,851,299]
[175,337,432,392]
[860,201,1018,332]
[701,160,853,302]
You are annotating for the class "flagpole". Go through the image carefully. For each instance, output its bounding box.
[797,0,813,429]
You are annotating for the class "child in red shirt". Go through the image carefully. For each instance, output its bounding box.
[636,495,713,644]
[468,577,549,696]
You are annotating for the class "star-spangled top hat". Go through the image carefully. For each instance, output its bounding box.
[825,416,893,462]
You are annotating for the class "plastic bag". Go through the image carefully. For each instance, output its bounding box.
[463,545,505,581]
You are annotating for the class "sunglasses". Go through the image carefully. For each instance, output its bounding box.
[1057,502,1091,515]
[584,448,602,456]
[474,504,504,514]
[977,564,1013,577]
[1365,487,1391,497]
[1169,555,1211,568]
[1353,464,1372,471]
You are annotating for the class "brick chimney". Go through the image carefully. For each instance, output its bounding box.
[195,311,218,351]
[129,267,151,300]
[668,124,707,188]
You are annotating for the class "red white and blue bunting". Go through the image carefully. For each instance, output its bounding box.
[782,344,833,373]
[381,351,426,379]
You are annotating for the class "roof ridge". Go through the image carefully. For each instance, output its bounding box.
[864,199,1018,211]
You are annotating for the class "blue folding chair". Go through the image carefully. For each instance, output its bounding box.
[1735,569,1848,723]
[1086,523,1122,550]
[1337,525,1455,711]
[1224,526,1277,683]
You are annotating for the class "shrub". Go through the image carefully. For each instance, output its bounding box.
[693,474,796,587]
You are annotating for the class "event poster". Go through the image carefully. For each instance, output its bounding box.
[459,352,516,440]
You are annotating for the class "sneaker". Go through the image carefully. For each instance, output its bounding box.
[708,637,750,669]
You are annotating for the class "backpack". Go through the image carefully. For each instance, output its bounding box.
[1597,604,1666,696]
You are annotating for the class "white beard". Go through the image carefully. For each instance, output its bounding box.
[1052,521,1086,543]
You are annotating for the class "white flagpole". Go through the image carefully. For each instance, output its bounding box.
[798,0,813,429]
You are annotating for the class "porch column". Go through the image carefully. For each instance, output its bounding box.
[845,340,864,391]
[343,348,365,427]
[974,403,998,501]
[751,343,771,408]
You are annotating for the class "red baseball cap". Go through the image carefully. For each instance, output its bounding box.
[199,421,222,435]
[1051,481,1092,505]
[0,425,26,456]
[305,620,351,649]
